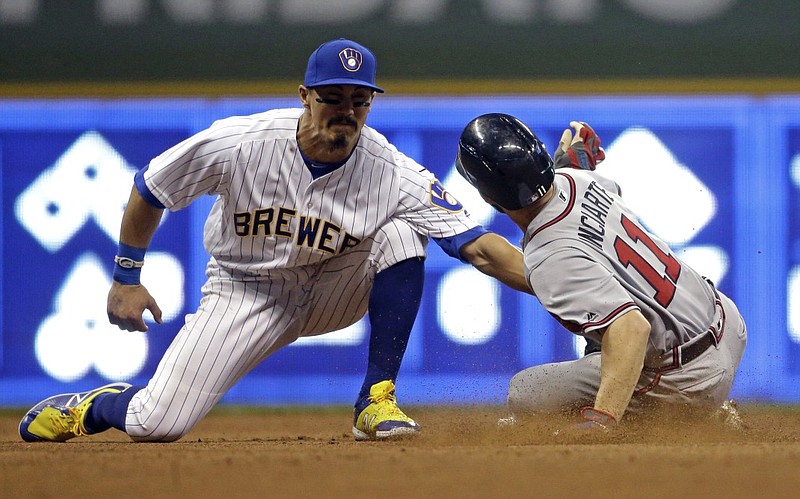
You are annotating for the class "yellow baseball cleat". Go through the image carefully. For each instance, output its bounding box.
[19,383,132,442]
[352,380,420,441]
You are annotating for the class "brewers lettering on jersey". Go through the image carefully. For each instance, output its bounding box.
[19,39,531,444]
[456,114,747,433]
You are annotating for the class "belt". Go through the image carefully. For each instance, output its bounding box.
[679,330,717,364]
[636,281,726,395]
[651,329,717,370]
[637,328,718,396]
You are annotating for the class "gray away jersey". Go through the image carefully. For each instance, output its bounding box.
[140,108,479,274]
[523,170,718,358]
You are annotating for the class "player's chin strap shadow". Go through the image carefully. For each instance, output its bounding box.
[481,195,504,214]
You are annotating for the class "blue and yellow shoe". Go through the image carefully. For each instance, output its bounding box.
[352,380,420,441]
[19,383,132,442]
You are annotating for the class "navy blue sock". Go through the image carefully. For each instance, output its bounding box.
[357,257,424,408]
[83,385,143,434]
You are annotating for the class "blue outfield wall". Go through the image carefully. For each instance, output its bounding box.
[1,95,799,407]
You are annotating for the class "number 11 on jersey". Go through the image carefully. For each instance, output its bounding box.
[613,213,682,307]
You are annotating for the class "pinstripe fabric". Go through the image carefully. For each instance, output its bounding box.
[125,108,473,441]
[144,108,477,274]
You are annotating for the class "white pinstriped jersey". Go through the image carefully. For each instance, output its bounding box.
[141,108,479,274]
[523,170,718,358]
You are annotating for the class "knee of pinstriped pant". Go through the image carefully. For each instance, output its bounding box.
[127,421,193,443]
[124,395,205,443]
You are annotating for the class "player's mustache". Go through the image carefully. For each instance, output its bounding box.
[328,117,357,127]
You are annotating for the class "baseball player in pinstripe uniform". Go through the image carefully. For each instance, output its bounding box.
[19,39,532,443]
[456,113,747,431]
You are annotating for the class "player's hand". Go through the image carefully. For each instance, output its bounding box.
[553,121,606,171]
[107,281,163,332]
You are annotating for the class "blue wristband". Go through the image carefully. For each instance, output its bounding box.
[113,243,147,285]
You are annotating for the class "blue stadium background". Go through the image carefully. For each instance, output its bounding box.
[1,95,798,407]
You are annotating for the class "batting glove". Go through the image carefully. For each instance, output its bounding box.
[553,121,606,171]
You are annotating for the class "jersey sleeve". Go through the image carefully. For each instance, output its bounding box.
[134,167,166,209]
[139,118,238,211]
[432,225,490,262]
[527,246,639,336]
[393,153,482,241]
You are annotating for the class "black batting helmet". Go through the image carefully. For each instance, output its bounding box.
[455,113,555,210]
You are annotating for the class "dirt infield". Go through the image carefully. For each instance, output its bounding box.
[2,405,800,498]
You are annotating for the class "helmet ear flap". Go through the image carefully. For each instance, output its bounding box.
[455,113,554,211]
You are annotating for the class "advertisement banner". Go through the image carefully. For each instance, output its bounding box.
[0,95,796,406]
[0,0,797,81]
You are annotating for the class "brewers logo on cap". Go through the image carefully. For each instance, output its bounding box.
[339,48,363,72]
[304,39,384,92]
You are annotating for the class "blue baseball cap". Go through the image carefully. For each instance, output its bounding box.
[304,38,384,93]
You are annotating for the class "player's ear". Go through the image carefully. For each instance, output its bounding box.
[299,85,311,109]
